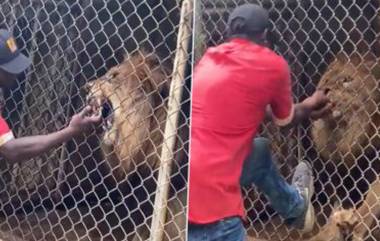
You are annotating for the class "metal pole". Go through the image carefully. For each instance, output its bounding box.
[149,0,193,240]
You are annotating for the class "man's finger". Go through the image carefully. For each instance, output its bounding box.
[311,104,333,119]
[314,101,328,111]
[311,103,333,120]
[80,106,92,117]
[318,91,330,103]
[314,95,331,110]
[315,103,332,117]
[86,113,102,124]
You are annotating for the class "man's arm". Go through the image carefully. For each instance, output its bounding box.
[268,90,332,128]
[269,59,331,128]
[289,91,332,126]
[0,127,77,163]
[0,106,101,163]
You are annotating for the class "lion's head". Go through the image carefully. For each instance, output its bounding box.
[307,207,359,241]
[311,53,380,167]
[85,51,169,175]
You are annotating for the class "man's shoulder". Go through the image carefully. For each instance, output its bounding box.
[261,49,289,74]
[200,41,289,72]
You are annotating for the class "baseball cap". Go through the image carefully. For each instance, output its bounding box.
[227,4,270,34]
[0,29,31,75]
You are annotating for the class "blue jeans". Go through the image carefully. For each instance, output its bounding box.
[240,137,305,220]
[188,217,245,241]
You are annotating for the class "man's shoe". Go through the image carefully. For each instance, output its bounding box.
[290,161,315,233]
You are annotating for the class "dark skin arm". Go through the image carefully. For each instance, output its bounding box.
[0,106,101,163]
[266,90,332,127]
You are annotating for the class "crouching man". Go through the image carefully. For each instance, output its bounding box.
[188,4,332,241]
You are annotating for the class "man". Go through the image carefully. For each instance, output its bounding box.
[188,4,332,240]
[0,29,100,163]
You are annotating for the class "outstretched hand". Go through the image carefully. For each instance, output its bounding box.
[68,106,102,135]
[310,102,334,120]
[304,90,333,120]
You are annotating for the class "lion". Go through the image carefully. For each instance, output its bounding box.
[245,53,380,241]
[247,206,360,241]
[311,53,380,167]
[310,53,380,241]
[307,207,359,241]
[247,180,380,241]
[351,177,380,241]
[85,50,187,241]
[86,50,169,177]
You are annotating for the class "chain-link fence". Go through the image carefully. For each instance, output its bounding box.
[196,0,380,241]
[0,0,192,240]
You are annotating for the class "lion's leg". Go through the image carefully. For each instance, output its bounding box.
[352,178,380,241]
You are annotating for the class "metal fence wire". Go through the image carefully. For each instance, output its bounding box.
[196,0,380,241]
[0,0,191,240]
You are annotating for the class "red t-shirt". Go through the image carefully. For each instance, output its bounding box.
[0,116,14,147]
[189,38,294,224]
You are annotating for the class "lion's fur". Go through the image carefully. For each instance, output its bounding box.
[311,53,380,167]
[310,53,380,241]
[352,177,380,241]
[247,184,380,241]
[86,51,187,240]
[86,50,169,177]
[247,208,360,241]
[246,54,380,241]
[308,208,359,241]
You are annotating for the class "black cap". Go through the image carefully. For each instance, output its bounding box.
[227,4,270,34]
[0,29,31,75]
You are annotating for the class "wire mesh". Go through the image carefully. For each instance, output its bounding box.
[0,0,191,240]
[196,0,380,241]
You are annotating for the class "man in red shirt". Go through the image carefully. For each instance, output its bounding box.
[0,29,100,163]
[189,4,331,240]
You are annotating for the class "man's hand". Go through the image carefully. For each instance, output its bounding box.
[280,90,332,128]
[303,90,333,120]
[303,90,329,109]
[68,106,102,135]
[0,106,102,163]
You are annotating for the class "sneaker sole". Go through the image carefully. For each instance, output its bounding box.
[301,161,315,233]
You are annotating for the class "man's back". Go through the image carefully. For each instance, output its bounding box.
[189,38,294,224]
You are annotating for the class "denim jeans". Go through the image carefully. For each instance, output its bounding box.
[188,217,245,241]
[240,137,305,220]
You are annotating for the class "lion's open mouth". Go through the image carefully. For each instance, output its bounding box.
[101,99,114,131]
[87,95,114,133]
